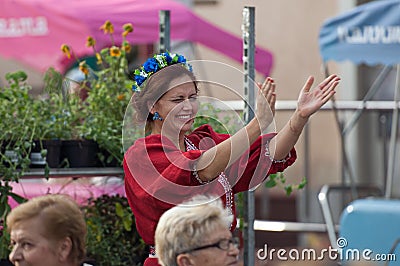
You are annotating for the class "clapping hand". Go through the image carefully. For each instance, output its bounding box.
[256,77,276,130]
[296,74,340,119]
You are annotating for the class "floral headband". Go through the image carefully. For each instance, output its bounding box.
[131,51,192,92]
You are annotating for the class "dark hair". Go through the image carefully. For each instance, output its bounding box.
[131,64,198,133]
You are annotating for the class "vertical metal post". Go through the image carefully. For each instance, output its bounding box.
[242,6,255,266]
[385,64,400,199]
[159,10,170,53]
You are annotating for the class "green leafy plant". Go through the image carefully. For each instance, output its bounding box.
[61,21,134,166]
[37,67,84,140]
[0,71,36,177]
[83,194,147,266]
[0,71,39,258]
[265,172,307,196]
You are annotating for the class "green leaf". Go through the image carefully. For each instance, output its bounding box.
[40,149,48,157]
[265,178,277,188]
[0,199,6,218]
[285,185,293,196]
[297,177,307,189]
[9,192,27,204]
[24,141,31,149]
[122,216,132,232]
[115,202,124,217]
[44,165,50,178]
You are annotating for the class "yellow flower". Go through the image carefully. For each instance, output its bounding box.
[95,53,102,64]
[79,61,89,75]
[117,94,126,101]
[100,20,114,34]
[110,46,121,57]
[86,36,96,47]
[123,23,133,33]
[122,42,131,53]
[61,44,71,59]
[122,23,133,37]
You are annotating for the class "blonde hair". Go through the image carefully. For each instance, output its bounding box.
[7,194,87,265]
[155,195,232,266]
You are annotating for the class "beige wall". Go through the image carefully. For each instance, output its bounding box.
[193,0,342,192]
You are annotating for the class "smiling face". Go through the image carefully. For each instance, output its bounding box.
[151,74,199,138]
[9,217,64,266]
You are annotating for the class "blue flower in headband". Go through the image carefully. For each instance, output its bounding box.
[162,52,173,63]
[177,55,186,63]
[143,58,159,73]
[131,51,192,92]
[134,74,146,85]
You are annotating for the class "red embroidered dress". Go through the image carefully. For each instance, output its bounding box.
[124,124,296,266]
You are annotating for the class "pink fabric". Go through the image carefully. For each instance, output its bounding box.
[8,179,125,208]
[0,0,273,75]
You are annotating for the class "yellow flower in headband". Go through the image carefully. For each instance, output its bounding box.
[100,20,114,34]
[86,36,96,48]
[60,44,71,59]
[110,46,121,57]
[79,61,89,75]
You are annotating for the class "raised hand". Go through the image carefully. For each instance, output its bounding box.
[296,74,340,119]
[256,77,276,130]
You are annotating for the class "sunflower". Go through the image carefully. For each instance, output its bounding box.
[100,20,114,34]
[110,46,121,57]
[86,36,96,48]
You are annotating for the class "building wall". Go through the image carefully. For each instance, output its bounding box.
[192,0,345,223]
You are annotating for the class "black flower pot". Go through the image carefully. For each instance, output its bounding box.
[30,139,62,168]
[61,139,99,168]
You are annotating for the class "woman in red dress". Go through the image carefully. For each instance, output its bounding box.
[123,52,340,266]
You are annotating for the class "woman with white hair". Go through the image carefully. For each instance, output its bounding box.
[155,195,240,266]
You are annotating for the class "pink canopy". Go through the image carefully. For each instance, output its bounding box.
[9,179,125,208]
[0,0,273,75]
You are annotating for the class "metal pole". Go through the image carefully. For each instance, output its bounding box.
[323,64,357,200]
[159,10,170,53]
[385,64,400,199]
[342,66,393,136]
[242,6,255,266]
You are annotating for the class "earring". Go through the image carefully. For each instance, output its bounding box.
[152,112,163,121]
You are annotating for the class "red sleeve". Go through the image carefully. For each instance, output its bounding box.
[125,135,211,199]
[189,125,297,193]
[228,133,297,193]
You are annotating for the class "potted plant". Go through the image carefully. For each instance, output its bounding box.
[61,21,134,167]
[0,71,36,175]
[39,67,98,168]
[28,68,70,169]
[0,71,31,261]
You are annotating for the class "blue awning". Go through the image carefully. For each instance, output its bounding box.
[319,0,400,65]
